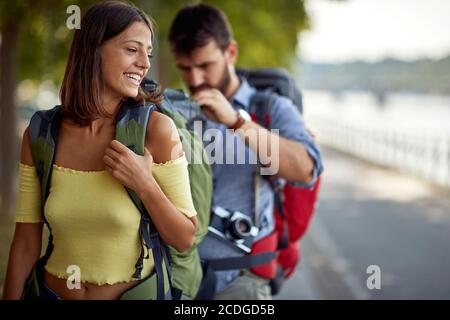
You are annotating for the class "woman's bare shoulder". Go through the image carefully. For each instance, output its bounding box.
[146,111,183,164]
[20,127,34,166]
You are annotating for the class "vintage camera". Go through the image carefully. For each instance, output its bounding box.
[208,206,259,253]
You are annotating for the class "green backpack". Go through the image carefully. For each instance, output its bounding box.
[157,88,212,298]
[27,91,212,299]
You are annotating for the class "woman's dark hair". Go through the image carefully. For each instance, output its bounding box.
[60,1,162,126]
[169,3,233,55]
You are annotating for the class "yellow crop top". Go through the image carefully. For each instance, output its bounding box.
[15,154,197,285]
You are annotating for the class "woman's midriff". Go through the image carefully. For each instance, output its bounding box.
[44,270,139,300]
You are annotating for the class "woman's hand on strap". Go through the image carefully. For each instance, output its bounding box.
[103,112,196,252]
[103,139,155,195]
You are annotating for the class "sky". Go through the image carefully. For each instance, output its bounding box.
[299,0,450,63]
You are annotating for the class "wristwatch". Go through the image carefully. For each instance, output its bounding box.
[229,109,251,130]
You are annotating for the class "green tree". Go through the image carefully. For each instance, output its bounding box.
[146,0,309,87]
[0,0,95,218]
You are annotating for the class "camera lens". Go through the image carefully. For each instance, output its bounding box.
[229,216,252,239]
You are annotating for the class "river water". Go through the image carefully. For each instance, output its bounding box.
[303,90,450,135]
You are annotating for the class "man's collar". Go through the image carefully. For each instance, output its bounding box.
[230,78,256,110]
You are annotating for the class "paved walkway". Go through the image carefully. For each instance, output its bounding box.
[276,146,450,299]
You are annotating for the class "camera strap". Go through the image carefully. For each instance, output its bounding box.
[206,251,277,271]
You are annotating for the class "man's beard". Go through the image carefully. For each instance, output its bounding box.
[189,64,231,95]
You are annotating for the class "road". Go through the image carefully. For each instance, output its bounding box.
[276,146,450,299]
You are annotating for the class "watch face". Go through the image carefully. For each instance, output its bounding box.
[238,109,251,121]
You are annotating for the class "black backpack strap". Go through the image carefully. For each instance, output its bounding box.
[28,106,63,264]
[271,180,289,250]
[207,252,277,271]
[237,67,303,114]
[195,261,217,300]
[116,99,175,300]
[29,106,62,203]
[158,238,183,300]
[249,92,290,250]
[269,264,285,296]
[196,252,277,300]
[116,100,154,281]
[148,215,169,300]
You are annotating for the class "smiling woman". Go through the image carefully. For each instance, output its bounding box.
[59,1,160,126]
[2,1,198,300]
[100,23,153,99]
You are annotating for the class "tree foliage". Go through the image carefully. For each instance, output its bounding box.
[145,0,309,87]
[2,0,309,87]
[2,0,96,84]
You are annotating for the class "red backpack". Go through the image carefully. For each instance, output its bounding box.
[237,68,321,294]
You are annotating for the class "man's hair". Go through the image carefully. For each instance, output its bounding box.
[60,1,161,126]
[169,3,233,54]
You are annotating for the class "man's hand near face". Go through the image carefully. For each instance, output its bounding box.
[191,89,238,127]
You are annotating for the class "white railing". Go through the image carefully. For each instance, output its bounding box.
[307,115,450,189]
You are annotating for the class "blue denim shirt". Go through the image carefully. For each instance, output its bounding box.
[197,79,324,293]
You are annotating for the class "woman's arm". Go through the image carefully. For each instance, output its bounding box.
[103,112,197,252]
[2,223,43,300]
[2,128,43,300]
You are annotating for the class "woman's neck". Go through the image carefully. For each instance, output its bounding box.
[84,94,122,136]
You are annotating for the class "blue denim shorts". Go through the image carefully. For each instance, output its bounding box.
[23,258,61,300]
